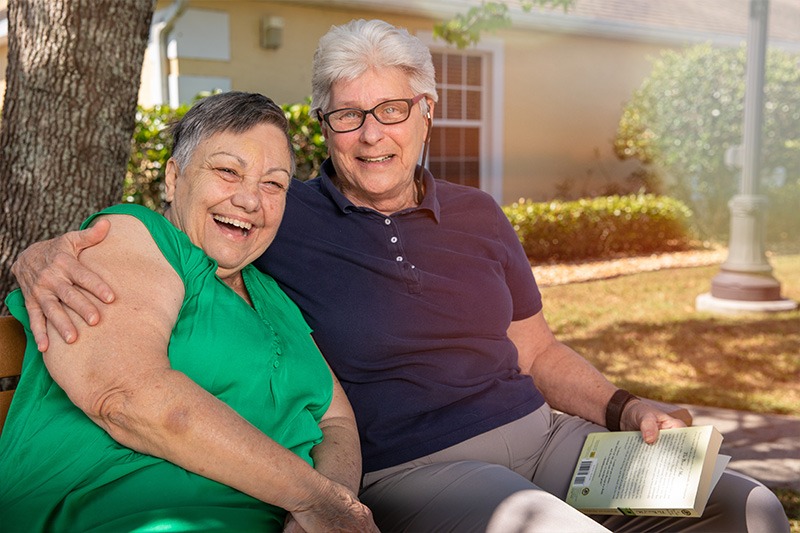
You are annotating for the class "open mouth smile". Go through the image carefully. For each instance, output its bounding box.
[357,155,393,163]
[213,214,253,236]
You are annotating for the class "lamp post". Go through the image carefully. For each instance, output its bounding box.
[695,0,797,313]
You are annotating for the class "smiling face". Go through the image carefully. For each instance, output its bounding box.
[164,122,292,282]
[323,67,434,214]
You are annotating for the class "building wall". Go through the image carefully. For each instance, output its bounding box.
[0,43,6,113]
[4,1,759,204]
[500,28,666,201]
[152,1,687,204]
[156,2,430,105]
[0,0,6,115]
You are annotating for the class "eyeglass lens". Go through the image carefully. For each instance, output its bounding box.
[327,99,412,132]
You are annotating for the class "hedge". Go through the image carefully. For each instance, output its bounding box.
[503,194,694,262]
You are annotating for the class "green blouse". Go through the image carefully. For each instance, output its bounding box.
[0,204,333,532]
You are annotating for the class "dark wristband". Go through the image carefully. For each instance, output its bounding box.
[605,389,638,431]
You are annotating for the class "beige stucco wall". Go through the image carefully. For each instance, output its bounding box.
[164,2,429,105]
[160,1,673,204]
[2,0,692,204]
[0,43,6,113]
[0,0,6,114]
[499,29,666,202]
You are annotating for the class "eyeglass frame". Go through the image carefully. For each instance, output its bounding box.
[317,94,427,133]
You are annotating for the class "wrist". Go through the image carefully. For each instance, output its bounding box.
[605,389,638,431]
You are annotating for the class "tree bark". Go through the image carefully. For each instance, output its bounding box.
[0,0,154,313]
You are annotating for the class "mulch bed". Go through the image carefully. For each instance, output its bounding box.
[531,248,728,287]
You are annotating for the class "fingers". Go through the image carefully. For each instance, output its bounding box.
[67,220,115,305]
[638,412,660,444]
[24,299,51,353]
[37,290,83,345]
[656,413,688,430]
[625,401,688,445]
[74,217,111,249]
[35,250,104,328]
[10,223,115,348]
[663,418,688,429]
[291,485,378,533]
[58,253,115,309]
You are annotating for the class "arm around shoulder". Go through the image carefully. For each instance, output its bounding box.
[41,214,376,531]
[12,218,116,351]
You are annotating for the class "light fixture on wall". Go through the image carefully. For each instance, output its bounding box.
[260,16,283,50]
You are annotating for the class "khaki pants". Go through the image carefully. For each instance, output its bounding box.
[360,404,789,533]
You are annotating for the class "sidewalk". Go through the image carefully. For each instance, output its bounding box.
[685,404,800,491]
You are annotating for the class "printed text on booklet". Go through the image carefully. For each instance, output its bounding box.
[566,425,730,517]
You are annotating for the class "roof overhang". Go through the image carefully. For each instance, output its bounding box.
[271,0,800,52]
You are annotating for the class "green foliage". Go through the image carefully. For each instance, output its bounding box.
[503,194,694,262]
[283,98,327,181]
[614,43,800,239]
[434,0,575,49]
[773,489,800,533]
[124,96,327,211]
[123,103,190,212]
[765,175,800,243]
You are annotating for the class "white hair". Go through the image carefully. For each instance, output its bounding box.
[311,19,439,117]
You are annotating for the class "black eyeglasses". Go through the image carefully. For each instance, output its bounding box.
[318,94,425,133]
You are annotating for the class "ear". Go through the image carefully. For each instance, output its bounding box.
[164,158,179,203]
[425,98,435,120]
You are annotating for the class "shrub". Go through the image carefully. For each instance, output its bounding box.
[123,102,190,212]
[503,194,694,262]
[283,98,327,181]
[614,43,800,240]
[765,174,800,243]
[124,95,327,211]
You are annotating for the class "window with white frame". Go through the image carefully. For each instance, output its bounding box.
[421,35,504,201]
[430,52,483,188]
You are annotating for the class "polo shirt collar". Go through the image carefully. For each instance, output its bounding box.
[317,158,441,222]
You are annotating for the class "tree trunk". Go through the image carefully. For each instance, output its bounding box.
[0,0,154,314]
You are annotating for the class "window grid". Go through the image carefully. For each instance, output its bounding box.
[430,52,483,188]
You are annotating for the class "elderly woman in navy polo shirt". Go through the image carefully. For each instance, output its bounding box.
[12,18,789,533]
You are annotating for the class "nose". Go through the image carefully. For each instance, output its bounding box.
[231,181,260,212]
[359,112,385,144]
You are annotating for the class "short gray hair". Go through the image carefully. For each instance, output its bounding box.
[170,91,295,177]
[311,19,438,117]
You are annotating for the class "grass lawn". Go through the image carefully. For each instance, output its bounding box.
[540,253,800,416]
[539,253,800,530]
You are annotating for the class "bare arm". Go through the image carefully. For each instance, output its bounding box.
[43,215,375,532]
[285,366,370,532]
[312,369,363,494]
[11,220,115,351]
[509,311,685,444]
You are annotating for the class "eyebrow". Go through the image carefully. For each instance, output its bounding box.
[210,151,291,178]
[210,151,246,165]
[332,97,401,109]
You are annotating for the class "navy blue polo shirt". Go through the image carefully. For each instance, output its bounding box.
[255,160,546,472]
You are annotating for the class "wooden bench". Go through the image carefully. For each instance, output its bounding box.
[0,315,26,434]
[0,313,692,434]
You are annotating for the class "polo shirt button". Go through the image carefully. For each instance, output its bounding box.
[384,218,391,225]
[273,360,280,368]
[396,256,403,262]
[390,236,398,243]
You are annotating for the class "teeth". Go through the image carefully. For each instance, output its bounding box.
[214,215,252,230]
[360,155,391,163]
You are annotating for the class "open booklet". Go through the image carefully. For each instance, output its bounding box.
[566,425,730,517]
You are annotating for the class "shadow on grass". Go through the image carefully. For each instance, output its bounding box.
[561,314,800,414]
[775,489,800,530]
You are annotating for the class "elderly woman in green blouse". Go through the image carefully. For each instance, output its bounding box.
[0,92,376,533]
